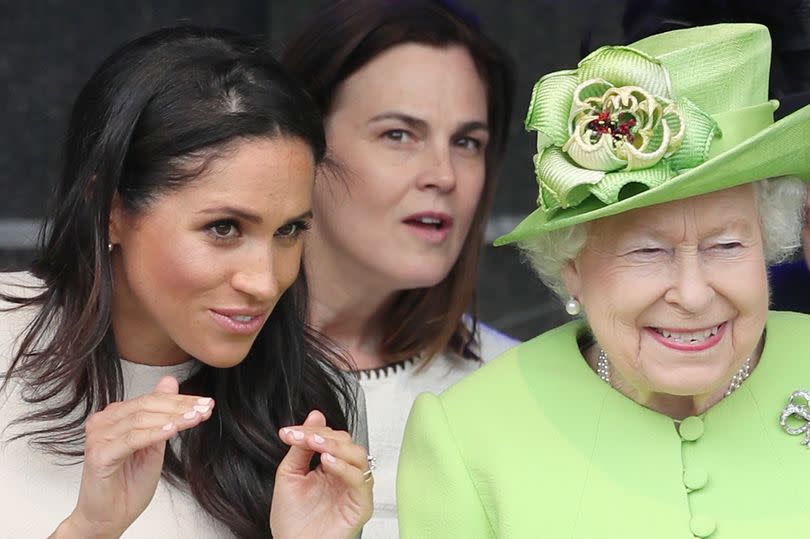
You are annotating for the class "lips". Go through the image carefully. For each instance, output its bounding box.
[653,325,720,344]
[402,212,454,244]
[402,212,453,230]
[648,322,727,352]
[209,308,267,335]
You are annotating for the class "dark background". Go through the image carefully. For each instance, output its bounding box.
[2,1,809,340]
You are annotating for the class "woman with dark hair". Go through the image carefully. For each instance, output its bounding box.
[282,1,516,535]
[0,27,372,538]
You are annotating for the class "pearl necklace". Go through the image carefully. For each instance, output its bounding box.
[596,349,752,397]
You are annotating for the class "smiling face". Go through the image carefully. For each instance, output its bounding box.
[109,137,315,367]
[562,184,769,400]
[309,43,488,291]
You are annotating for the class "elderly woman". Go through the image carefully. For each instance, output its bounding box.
[397,23,810,538]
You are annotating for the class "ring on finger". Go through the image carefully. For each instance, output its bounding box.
[363,454,376,483]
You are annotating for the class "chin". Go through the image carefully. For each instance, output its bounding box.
[398,272,451,290]
[189,342,252,369]
[651,371,726,397]
[389,261,456,289]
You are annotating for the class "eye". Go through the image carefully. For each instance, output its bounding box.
[207,219,240,240]
[454,136,483,152]
[623,246,669,262]
[383,129,414,143]
[275,220,311,239]
[712,242,743,251]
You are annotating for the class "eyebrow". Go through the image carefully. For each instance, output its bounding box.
[623,217,755,244]
[368,112,489,134]
[197,207,313,224]
[286,210,314,224]
[702,218,755,237]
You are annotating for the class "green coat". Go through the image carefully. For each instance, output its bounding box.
[397,312,810,538]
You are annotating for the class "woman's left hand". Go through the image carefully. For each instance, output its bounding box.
[269,410,373,539]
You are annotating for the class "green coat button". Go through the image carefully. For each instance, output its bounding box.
[683,468,709,490]
[690,515,716,537]
[679,416,705,441]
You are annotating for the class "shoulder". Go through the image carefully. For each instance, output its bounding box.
[474,322,520,362]
[0,272,45,374]
[765,310,810,347]
[766,310,810,331]
[439,320,585,417]
[0,271,43,301]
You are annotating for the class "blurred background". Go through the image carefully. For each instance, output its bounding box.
[2,0,809,340]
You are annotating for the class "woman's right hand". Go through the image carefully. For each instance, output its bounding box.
[50,376,214,539]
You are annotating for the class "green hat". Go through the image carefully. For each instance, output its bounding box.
[495,23,810,246]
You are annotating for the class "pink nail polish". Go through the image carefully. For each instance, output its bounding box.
[197,397,212,406]
[292,430,304,441]
[323,452,337,463]
[183,410,197,420]
[162,423,174,431]
[193,405,210,414]
[313,433,325,444]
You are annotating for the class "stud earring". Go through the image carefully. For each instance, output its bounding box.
[565,297,581,316]
[108,241,113,252]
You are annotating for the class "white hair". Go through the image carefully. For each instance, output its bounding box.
[518,176,807,301]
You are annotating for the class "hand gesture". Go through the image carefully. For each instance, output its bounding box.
[51,376,214,538]
[269,410,374,539]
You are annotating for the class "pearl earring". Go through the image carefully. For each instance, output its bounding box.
[108,242,113,252]
[565,297,581,316]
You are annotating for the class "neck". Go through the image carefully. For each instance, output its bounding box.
[587,340,763,421]
[304,243,398,371]
[111,258,191,367]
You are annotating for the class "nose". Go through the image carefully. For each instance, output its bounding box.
[416,143,457,192]
[663,251,715,313]
[230,246,280,303]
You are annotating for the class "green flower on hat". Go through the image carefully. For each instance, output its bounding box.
[526,46,721,215]
[564,81,685,171]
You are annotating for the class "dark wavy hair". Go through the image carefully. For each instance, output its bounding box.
[282,0,515,366]
[1,26,355,538]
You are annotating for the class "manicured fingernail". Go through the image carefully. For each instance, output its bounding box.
[162,423,174,431]
[193,405,210,414]
[291,430,304,440]
[281,428,290,436]
[197,397,212,405]
[323,452,336,463]
[183,410,198,420]
[313,433,325,444]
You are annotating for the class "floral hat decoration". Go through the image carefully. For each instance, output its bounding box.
[495,23,810,245]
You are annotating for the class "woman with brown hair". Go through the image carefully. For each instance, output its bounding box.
[0,26,372,538]
[282,1,517,535]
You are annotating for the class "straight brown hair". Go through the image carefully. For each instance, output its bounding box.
[282,0,515,365]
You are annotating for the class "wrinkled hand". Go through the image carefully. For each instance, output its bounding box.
[52,376,214,538]
[269,410,373,539]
